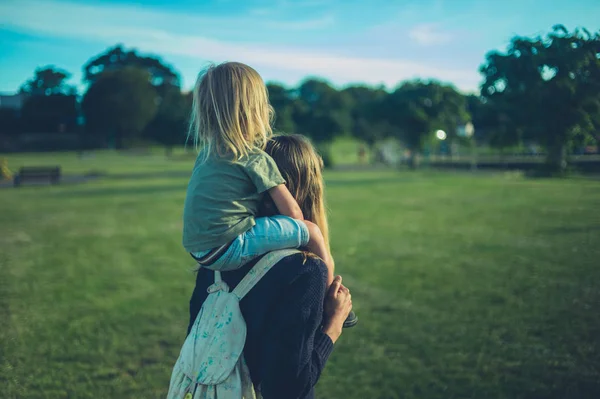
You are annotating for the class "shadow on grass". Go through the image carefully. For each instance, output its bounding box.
[54,177,406,197]
[541,225,600,235]
[103,171,191,180]
[325,176,410,187]
[52,184,186,198]
[56,177,404,197]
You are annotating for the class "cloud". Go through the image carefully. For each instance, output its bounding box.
[409,23,453,46]
[144,34,476,90]
[0,0,333,36]
[0,0,479,91]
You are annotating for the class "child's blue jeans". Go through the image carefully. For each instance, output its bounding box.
[191,215,309,271]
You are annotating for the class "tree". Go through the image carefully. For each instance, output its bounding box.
[0,108,21,136]
[293,79,352,144]
[290,79,353,167]
[467,95,521,152]
[83,45,180,88]
[379,81,470,168]
[20,94,78,134]
[19,66,75,96]
[18,67,78,136]
[83,45,183,150]
[343,85,391,150]
[144,87,192,155]
[82,67,158,148]
[480,25,600,173]
[267,83,296,133]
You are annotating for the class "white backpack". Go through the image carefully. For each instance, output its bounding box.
[167,249,299,399]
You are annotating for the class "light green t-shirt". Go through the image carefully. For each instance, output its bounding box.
[182,149,285,253]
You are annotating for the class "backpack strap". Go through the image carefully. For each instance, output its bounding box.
[232,249,300,300]
[207,270,230,294]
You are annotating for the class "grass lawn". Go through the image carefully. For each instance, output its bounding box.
[1,158,600,398]
[0,137,366,177]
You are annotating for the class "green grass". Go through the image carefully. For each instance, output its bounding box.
[0,137,367,176]
[326,136,367,165]
[1,148,195,175]
[1,157,600,398]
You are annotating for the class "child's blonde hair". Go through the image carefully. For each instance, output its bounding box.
[188,62,274,161]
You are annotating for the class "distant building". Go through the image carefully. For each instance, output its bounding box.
[0,93,28,110]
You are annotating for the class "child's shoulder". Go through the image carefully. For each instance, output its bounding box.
[237,148,274,166]
[190,152,235,177]
[192,148,274,175]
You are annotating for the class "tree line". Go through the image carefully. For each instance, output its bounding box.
[0,25,598,172]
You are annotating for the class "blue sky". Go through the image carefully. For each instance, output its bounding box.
[1,0,598,93]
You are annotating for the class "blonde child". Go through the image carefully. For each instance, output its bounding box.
[182,62,334,286]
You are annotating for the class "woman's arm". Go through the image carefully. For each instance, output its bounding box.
[259,260,333,399]
[268,184,304,220]
[322,276,353,343]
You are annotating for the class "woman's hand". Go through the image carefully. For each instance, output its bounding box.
[323,275,352,343]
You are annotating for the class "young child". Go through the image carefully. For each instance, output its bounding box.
[182,62,335,286]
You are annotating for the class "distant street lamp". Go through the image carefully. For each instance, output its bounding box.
[435,130,448,159]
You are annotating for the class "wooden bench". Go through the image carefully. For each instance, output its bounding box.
[13,166,61,187]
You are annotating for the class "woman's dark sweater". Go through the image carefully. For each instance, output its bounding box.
[188,253,333,399]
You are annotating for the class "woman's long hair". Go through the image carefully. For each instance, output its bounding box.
[262,134,330,252]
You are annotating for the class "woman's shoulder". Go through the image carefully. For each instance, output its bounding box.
[283,252,326,266]
[241,252,328,291]
[225,252,328,287]
[277,252,328,284]
[249,252,328,315]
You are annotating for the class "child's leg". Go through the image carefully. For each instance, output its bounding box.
[303,220,334,287]
[203,215,309,271]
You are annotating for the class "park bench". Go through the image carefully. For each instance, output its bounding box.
[13,166,61,187]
